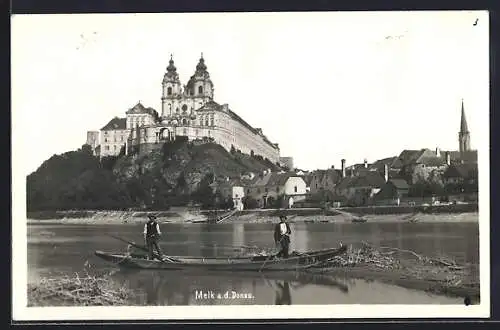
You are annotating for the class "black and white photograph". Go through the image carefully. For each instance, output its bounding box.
[12,10,490,320]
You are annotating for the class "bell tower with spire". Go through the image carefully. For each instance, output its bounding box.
[185,53,214,109]
[458,99,471,155]
[161,55,182,118]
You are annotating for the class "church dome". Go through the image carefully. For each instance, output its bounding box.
[164,55,179,81]
[167,55,177,72]
[196,57,207,72]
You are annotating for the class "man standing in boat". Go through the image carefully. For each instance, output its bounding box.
[274,215,292,258]
[144,214,164,260]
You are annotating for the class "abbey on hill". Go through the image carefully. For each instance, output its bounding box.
[86,54,289,166]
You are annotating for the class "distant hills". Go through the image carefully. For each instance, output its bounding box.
[26,139,281,211]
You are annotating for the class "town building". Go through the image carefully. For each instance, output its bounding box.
[308,167,342,195]
[218,179,246,211]
[373,178,410,205]
[86,54,282,164]
[334,167,388,206]
[443,163,478,193]
[367,156,402,178]
[99,117,129,157]
[243,171,307,208]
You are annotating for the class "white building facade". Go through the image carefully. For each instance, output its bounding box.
[87,54,281,163]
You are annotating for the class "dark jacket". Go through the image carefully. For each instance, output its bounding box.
[274,222,291,243]
[144,220,161,239]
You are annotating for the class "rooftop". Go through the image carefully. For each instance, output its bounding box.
[101,117,127,131]
[198,100,279,151]
[125,102,159,118]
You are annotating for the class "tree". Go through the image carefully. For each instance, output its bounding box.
[81,144,93,155]
[191,173,216,209]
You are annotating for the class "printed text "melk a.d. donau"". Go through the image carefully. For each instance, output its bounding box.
[194,290,255,300]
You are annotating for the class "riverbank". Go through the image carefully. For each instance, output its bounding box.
[26,204,478,225]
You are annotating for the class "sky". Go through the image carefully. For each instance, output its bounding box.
[12,11,489,176]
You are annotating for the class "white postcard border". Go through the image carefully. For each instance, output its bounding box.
[11,10,491,321]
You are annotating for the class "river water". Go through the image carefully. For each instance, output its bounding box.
[27,215,479,305]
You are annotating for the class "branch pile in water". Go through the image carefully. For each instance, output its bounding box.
[28,272,136,306]
[307,242,478,288]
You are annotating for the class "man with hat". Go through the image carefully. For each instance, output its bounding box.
[273,215,292,258]
[143,214,164,260]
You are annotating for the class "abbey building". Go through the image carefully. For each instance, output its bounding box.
[86,55,281,164]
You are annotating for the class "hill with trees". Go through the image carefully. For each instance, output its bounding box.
[27,140,281,211]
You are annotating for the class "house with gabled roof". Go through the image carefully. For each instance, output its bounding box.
[396,148,448,184]
[309,167,342,195]
[334,171,387,206]
[244,171,307,208]
[100,117,128,157]
[125,102,160,129]
[373,178,410,205]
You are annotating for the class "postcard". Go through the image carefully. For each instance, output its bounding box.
[11,10,490,320]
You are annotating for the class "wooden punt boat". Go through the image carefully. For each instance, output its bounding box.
[94,245,347,271]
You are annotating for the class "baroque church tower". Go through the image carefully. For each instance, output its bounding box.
[161,54,214,120]
[458,99,471,155]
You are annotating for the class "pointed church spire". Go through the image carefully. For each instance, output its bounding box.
[460,98,469,133]
[459,98,471,154]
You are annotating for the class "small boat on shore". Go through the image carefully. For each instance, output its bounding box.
[94,245,347,272]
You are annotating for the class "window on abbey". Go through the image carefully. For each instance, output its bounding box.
[198,86,203,94]
[182,105,188,113]
[210,119,214,126]
[167,87,172,95]
[205,120,209,126]
[182,118,187,125]
[294,186,298,193]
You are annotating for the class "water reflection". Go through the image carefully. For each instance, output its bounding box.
[110,269,356,306]
[273,281,293,305]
